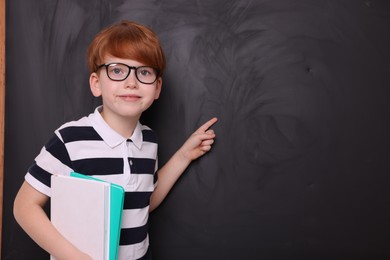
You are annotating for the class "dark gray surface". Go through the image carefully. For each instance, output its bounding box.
[3,0,390,259]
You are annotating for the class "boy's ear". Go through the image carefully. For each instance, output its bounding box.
[154,77,162,100]
[89,72,102,97]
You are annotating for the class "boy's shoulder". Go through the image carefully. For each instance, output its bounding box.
[53,115,97,143]
[56,115,91,132]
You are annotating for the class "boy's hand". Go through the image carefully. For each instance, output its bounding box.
[149,117,218,211]
[179,117,218,161]
[73,252,93,260]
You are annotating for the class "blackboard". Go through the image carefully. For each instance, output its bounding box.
[3,1,390,259]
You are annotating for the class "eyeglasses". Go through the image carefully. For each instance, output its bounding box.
[97,63,160,84]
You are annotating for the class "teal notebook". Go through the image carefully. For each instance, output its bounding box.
[51,173,124,260]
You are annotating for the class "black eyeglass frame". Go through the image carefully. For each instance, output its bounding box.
[96,63,161,84]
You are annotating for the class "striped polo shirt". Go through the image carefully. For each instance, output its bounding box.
[25,106,158,260]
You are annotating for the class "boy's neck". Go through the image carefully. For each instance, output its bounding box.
[100,109,140,139]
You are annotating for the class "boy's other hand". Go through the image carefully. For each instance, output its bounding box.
[179,117,218,161]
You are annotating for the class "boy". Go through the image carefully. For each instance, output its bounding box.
[13,20,217,260]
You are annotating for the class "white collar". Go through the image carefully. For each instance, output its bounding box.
[88,106,143,149]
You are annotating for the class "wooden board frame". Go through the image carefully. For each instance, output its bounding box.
[0,0,5,253]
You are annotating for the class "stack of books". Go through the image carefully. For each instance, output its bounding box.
[50,172,125,260]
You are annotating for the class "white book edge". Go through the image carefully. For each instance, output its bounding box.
[50,174,110,260]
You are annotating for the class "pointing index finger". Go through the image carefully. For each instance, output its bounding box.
[197,117,218,133]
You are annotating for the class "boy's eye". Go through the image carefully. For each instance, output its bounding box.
[139,69,152,76]
[111,67,126,75]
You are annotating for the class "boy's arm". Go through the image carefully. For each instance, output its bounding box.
[14,181,92,260]
[149,117,218,211]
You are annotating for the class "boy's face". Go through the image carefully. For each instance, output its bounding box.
[89,56,162,122]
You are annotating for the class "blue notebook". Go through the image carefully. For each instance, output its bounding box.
[51,172,125,260]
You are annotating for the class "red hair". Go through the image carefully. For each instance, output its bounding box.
[87,20,166,76]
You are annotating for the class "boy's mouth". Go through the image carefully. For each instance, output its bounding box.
[118,94,141,101]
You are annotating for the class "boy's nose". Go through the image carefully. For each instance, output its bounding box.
[125,70,138,88]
